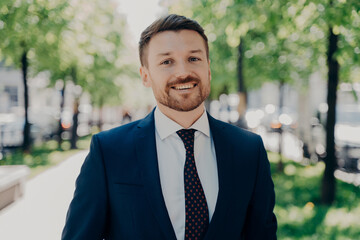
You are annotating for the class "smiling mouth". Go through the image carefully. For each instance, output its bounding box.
[171,83,198,90]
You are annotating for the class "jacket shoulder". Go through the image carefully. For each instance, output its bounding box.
[96,120,140,140]
[210,117,261,144]
[90,120,144,153]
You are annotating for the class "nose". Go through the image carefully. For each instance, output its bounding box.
[174,61,190,79]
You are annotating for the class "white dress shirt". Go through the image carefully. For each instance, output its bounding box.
[154,107,219,240]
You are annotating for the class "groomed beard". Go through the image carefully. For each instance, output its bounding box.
[157,76,210,112]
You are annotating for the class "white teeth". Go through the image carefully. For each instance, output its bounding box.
[174,84,194,90]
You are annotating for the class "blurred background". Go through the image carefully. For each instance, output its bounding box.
[0,0,359,239]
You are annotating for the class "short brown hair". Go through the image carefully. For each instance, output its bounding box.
[139,14,209,67]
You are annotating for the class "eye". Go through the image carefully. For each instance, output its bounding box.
[161,59,172,65]
[189,57,200,62]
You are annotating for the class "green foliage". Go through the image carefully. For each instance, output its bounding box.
[268,153,360,239]
[0,0,68,67]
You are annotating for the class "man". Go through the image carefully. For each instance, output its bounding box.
[62,14,277,240]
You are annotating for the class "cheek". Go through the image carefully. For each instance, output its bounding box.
[202,70,211,84]
[151,71,172,87]
[149,66,169,79]
[148,77,167,94]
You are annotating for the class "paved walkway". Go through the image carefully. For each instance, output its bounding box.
[0,151,88,240]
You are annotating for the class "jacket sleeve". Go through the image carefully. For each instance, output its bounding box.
[62,135,109,240]
[242,136,277,239]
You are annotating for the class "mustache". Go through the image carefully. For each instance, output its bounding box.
[166,76,200,88]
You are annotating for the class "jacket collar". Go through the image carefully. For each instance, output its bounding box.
[135,109,177,240]
[204,114,234,239]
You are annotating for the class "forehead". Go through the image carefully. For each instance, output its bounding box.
[147,30,207,57]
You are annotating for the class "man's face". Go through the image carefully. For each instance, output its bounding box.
[140,30,211,112]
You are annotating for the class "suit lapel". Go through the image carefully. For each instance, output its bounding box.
[135,110,177,240]
[204,114,234,240]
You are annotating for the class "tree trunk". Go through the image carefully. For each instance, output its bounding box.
[21,50,31,152]
[297,88,312,160]
[70,67,79,149]
[97,97,104,131]
[70,99,79,149]
[321,27,339,205]
[237,37,247,128]
[277,80,285,172]
[57,81,66,149]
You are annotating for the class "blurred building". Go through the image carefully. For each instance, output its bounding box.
[0,64,60,146]
[0,62,23,114]
[0,63,24,147]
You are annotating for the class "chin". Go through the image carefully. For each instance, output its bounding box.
[169,102,203,112]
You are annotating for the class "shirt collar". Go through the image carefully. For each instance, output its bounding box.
[154,107,210,140]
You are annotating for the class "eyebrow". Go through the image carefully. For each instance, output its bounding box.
[190,49,203,54]
[157,52,172,57]
[156,49,204,57]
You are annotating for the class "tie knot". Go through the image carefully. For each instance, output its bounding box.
[176,129,196,148]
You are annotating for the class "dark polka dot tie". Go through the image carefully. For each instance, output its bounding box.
[177,129,209,240]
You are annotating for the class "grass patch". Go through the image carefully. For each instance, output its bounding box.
[268,152,360,239]
[0,135,92,178]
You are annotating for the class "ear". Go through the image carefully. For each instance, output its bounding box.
[208,60,212,82]
[140,66,151,88]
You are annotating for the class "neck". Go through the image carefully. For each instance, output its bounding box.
[157,103,205,129]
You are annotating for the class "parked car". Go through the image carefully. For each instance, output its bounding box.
[0,113,23,148]
[335,105,360,172]
[0,109,58,148]
[312,104,360,172]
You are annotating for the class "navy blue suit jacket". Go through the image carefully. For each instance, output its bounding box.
[62,110,277,239]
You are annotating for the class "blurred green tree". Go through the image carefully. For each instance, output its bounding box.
[297,0,360,205]
[0,0,68,152]
[33,0,130,148]
[282,0,360,205]
[1,0,133,150]
[58,0,128,148]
